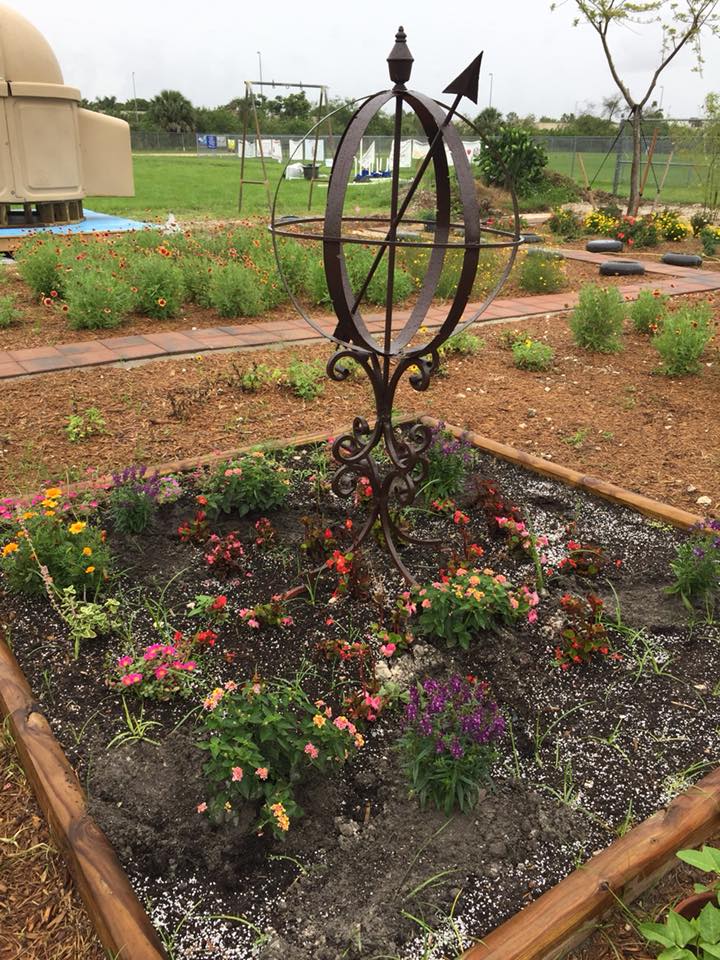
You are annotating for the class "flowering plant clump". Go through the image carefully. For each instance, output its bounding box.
[512,338,555,371]
[1,494,110,596]
[253,517,276,549]
[472,478,524,538]
[668,519,720,613]
[198,676,364,837]
[584,210,619,236]
[425,424,474,500]
[177,506,209,543]
[630,289,669,334]
[239,597,294,630]
[300,515,337,564]
[553,593,616,669]
[613,214,659,249]
[156,475,183,505]
[107,465,162,535]
[654,209,691,242]
[413,568,540,649]
[652,302,714,376]
[400,676,505,814]
[187,593,230,628]
[569,284,625,353]
[108,639,200,700]
[204,531,245,574]
[201,451,290,518]
[558,540,609,578]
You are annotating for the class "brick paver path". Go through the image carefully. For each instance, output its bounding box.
[1,250,718,380]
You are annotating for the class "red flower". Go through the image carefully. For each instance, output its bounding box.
[196,495,208,505]
[210,595,227,610]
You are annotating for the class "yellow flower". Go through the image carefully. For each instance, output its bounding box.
[224,801,232,812]
[45,487,62,499]
[312,714,326,728]
[69,521,87,535]
[21,511,37,520]
[41,499,57,509]
[82,547,92,556]
[44,510,56,517]
[2,542,19,557]
[85,565,95,574]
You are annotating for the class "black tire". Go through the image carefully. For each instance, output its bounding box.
[661,252,703,267]
[586,239,623,253]
[599,260,645,276]
[521,233,543,244]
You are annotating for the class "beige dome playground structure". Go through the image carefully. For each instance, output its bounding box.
[0,4,133,227]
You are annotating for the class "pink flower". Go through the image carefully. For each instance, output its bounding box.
[380,643,396,657]
[255,767,268,780]
[224,680,238,691]
[120,672,143,686]
[304,743,319,759]
[528,609,538,624]
[197,801,207,813]
[281,616,294,626]
[117,655,133,668]
[231,766,243,781]
[421,598,432,608]
[333,716,349,731]
[154,666,168,680]
[248,618,260,628]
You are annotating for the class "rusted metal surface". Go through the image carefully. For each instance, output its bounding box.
[270,27,522,582]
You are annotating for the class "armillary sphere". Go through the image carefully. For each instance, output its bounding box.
[270,27,523,584]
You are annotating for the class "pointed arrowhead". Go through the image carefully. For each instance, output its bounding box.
[443,52,483,104]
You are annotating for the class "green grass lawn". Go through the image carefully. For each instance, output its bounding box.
[87,154,396,222]
[546,150,709,204]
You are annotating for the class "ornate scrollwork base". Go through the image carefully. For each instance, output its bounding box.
[326,348,441,583]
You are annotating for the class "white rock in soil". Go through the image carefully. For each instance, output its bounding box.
[687,485,697,493]
[697,495,713,507]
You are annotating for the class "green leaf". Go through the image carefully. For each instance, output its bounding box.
[657,948,697,960]
[667,910,698,947]
[699,942,720,958]
[638,921,676,948]
[678,847,720,875]
[698,903,720,944]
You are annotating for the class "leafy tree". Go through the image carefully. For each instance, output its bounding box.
[474,106,503,135]
[148,89,195,132]
[554,0,720,214]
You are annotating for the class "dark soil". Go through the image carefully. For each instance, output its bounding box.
[3,438,719,959]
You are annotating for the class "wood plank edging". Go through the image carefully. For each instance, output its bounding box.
[0,641,168,959]
[420,416,704,530]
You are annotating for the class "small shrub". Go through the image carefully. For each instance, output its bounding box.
[476,126,548,193]
[1,499,110,596]
[584,210,619,236]
[438,329,484,357]
[613,214,658,249]
[413,568,540,649]
[210,262,264,318]
[235,362,280,392]
[691,212,712,236]
[518,252,565,294]
[512,338,554,371]
[497,327,531,350]
[58,587,121,659]
[569,284,625,353]
[654,208,691,241]
[108,639,201,700]
[424,425,473,499]
[547,208,582,239]
[667,519,720,612]
[0,294,21,328]
[65,269,134,330]
[629,289,669,334]
[400,676,505,814]
[130,255,185,318]
[285,359,325,400]
[179,258,214,307]
[65,407,106,442]
[652,302,713,375]
[700,225,719,256]
[17,242,66,297]
[204,531,245,574]
[202,451,290,518]
[198,675,364,836]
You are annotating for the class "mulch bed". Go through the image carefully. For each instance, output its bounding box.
[2,437,719,959]
[0,310,718,513]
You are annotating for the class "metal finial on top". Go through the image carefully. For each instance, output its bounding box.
[387,25,413,86]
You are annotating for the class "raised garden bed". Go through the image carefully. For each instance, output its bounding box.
[1,420,719,960]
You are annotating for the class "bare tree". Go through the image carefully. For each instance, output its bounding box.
[601,93,623,122]
[553,1,720,213]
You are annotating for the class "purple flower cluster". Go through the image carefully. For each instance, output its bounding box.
[406,675,505,758]
[429,422,474,465]
[110,465,162,502]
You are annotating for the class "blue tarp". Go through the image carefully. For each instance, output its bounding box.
[0,208,154,238]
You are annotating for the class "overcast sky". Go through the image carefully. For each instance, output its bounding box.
[10,0,720,120]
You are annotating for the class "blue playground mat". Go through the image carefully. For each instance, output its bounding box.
[0,208,154,238]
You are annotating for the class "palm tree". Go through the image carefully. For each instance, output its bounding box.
[148,90,195,132]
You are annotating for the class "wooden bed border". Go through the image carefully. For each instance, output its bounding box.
[0,417,715,960]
